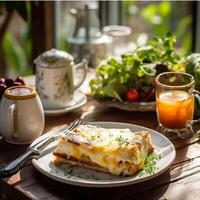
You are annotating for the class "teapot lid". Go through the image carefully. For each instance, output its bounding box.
[34,49,73,68]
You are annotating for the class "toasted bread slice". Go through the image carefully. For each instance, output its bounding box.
[53,125,153,176]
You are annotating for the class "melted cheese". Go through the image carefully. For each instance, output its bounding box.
[54,125,152,175]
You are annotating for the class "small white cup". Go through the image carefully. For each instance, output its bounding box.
[0,86,44,144]
[34,49,88,110]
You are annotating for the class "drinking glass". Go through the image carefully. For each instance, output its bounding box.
[103,25,132,57]
[156,72,200,139]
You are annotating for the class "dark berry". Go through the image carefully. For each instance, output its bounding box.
[0,84,7,98]
[5,78,14,87]
[0,78,5,84]
[13,81,22,86]
[15,77,25,85]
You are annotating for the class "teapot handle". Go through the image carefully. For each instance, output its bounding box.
[74,59,88,90]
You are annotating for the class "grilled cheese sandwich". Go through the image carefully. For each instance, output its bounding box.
[53,125,153,176]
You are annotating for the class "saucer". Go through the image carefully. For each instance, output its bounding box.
[44,91,87,117]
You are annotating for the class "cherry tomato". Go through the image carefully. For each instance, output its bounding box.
[126,88,139,102]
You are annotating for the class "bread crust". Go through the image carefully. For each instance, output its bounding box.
[53,152,109,173]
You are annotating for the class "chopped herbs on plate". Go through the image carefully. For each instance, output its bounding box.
[139,152,161,177]
[115,136,131,146]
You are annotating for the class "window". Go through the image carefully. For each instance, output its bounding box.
[55,1,195,67]
[0,1,198,76]
[122,1,194,55]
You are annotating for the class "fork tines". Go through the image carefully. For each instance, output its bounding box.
[63,119,86,135]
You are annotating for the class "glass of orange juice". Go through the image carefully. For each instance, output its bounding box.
[156,72,199,139]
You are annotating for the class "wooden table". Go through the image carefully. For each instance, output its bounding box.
[1,77,200,200]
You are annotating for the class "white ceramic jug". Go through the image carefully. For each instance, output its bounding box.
[0,86,44,144]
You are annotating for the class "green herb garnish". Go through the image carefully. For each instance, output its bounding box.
[139,152,161,177]
[91,134,101,141]
[64,166,73,177]
[91,135,96,140]
[115,136,130,146]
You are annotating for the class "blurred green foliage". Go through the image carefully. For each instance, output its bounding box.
[123,1,192,55]
[0,2,32,76]
[141,2,171,36]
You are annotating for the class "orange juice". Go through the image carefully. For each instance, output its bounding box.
[156,90,194,129]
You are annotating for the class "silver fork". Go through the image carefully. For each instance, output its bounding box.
[0,119,84,179]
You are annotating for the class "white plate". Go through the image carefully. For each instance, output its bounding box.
[32,122,175,187]
[44,91,87,117]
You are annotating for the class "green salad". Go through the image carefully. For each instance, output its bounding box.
[90,32,185,102]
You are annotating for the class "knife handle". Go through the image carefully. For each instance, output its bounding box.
[0,150,38,178]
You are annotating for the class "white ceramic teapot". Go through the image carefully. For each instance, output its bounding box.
[34,49,88,110]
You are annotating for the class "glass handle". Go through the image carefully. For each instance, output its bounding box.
[191,89,200,124]
[190,119,200,125]
[194,89,200,95]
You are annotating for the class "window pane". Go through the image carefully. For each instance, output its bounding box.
[56,1,194,66]
[56,1,99,51]
[122,1,193,55]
